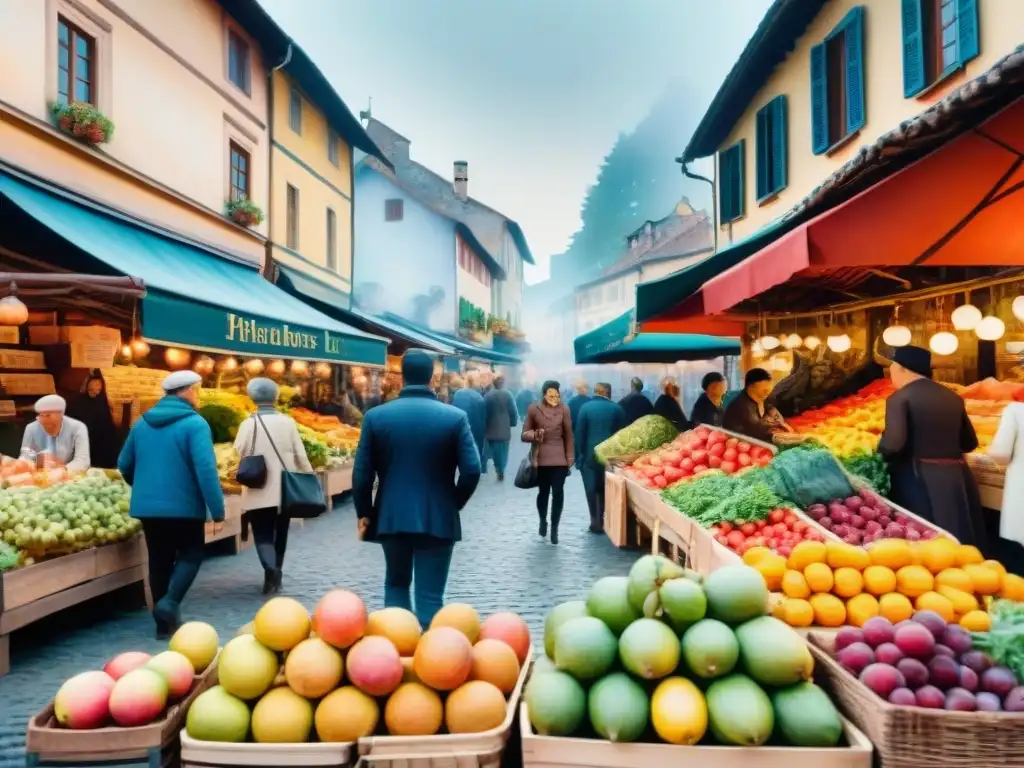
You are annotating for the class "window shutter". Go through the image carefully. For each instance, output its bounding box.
[771,96,788,194]
[810,43,829,155]
[734,140,745,220]
[844,7,866,135]
[718,149,733,223]
[901,0,926,97]
[957,0,979,64]
[755,108,768,201]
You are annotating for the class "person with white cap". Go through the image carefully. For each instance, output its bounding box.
[118,369,225,638]
[21,394,91,471]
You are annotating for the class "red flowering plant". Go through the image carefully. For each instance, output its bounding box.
[50,101,114,145]
[225,197,264,228]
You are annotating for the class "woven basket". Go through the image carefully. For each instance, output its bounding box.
[808,632,1024,768]
[966,454,1005,489]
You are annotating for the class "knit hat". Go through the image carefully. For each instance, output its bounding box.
[893,345,932,379]
[402,350,434,386]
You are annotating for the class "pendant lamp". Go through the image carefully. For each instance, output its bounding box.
[783,333,803,350]
[760,335,780,351]
[803,335,822,350]
[882,304,911,347]
[929,331,959,356]
[827,334,851,353]
[951,303,982,331]
[1012,295,1024,322]
[976,316,1006,341]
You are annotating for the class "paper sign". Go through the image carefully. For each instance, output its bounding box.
[66,326,121,345]
[0,350,45,370]
[0,328,19,345]
[0,374,56,395]
[71,341,117,369]
[0,401,16,417]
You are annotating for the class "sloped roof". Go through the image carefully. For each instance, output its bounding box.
[360,118,535,271]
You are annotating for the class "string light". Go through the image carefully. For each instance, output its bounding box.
[803,335,821,350]
[164,348,191,369]
[244,359,265,375]
[783,333,803,350]
[975,316,1006,341]
[929,331,959,356]
[268,360,286,375]
[882,325,912,347]
[193,356,215,376]
[951,303,982,331]
[827,334,851,353]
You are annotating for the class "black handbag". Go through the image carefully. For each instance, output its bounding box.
[256,414,327,519]
[235,416,267,489]
[514,445,539,489]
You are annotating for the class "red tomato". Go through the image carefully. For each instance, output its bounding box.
[740,522,756,536]
[634,455,650,467]
[777,544,793,557]
[648,455,663,467]
[756,455,772,467]
[768,509,785,524]
[708,430,726,445]
[725,438,738,448]
[643,465,663,478]
[708,456,723,469]
[783,513,798,526]
[692,464,709,475]
[708,443,725,459]
[663,466,683,482]
[719,460,737,474]
[737,441,752,454]
[653,475,668,488]
[773,522,788,536]
[793,520,808,533]
[679,458,695,472]
[726,530,745,548]
[737,453,753,467]
[719,521,734,533]
[722,448,738,462]
[766,537,779,549]
[694,426,711,440]
[690,450,708,465]
[661,450,682,465]
[755,520,767,530]
[715,534,729,546]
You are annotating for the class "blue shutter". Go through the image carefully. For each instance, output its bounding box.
[771,96,788,194]
[845,7,866,135]
[755,107,768,201]
[957,0,979,64]
[810,43,828,155]
[901,0,926,97]
[718,149,733,223]
[734,140,745,220]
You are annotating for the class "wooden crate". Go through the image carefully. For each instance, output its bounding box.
[180,733,354,767]
[355,648,533,768]
[519,704,872,768]
[326,464,354,497]
[0,535,149,676]
[603,473,628,548]
[25,659,218,767]
[204,494,251,554]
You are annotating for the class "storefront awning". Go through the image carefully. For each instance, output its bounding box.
[0,171,388,366]
[378,313,521,366]
[274,265,456,354]
[574,310,739,364]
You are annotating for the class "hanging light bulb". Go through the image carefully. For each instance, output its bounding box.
[268,359,286,376]
[803,335,822,350]
[760,335,780,351]
[975,315,1006,341]
[951,303,982,331]
[1012,296,1024,322]
[244,358,265,375]
[783,333,803,350]
[130,338,150,358]
[218,356,239,372]
[882,325,912,347]
[120,344,133,361]
[314,363,332,379]
[290,360,310,376]
[770,355,791,372]
[827,334,852,353]
[929,331,959,356]
[750,339,765,358]
[0,294,29,326]
[164,347,191,369]
[193,355,215,376]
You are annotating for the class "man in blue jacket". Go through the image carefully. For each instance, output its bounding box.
[575,382,627,534]
[354,350,481,627]
[118,370,225,638]
[567,380,591,430]
[451,371,486,464]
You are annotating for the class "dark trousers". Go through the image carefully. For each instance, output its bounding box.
[380,534,455,628]
[583,466,606,531]
[141,518,205,625]
[247,506,290,573]
[536,466,569,528]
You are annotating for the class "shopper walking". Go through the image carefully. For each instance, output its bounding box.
[69,372,120,468]
[515,386,536,422]
[522,381,574,544]
[654,376,689,431]
[118,371,224,638]
[452,371,486,463]
[233,378,314,594]
[567,381,591,430]
[618,377,654,426]
[483,374,518,481]
[575,383,627,533]
[354,350,481,627]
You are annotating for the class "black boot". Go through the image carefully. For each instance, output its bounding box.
[538,513,547,538]
[262,569,275,595]
[270,568,283,593]
[550,512,561,545]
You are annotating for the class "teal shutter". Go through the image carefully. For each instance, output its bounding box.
[734,140,745,220]
[844,7,866,134]
[810,43,828,155]
[957,0,979,64]
[718,149,733,223]
[901,0,926,97]
[755,107,768,201]
[771,96,788,194]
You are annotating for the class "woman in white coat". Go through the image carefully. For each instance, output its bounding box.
[234,378,313,593]
[985,401,1024,572]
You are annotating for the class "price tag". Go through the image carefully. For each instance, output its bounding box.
[0,350,45,370]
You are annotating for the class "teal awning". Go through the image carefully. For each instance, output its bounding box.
[380,313,521,365]
[0,171,388,366]
[575,332,740,365]
[573,309,637,361]
[275,265,455,353]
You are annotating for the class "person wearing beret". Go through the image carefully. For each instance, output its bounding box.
[21,394,91,471]
[118,370,225,638]
[878,345,988,549]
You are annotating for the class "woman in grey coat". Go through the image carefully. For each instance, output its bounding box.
[483,375,519,481]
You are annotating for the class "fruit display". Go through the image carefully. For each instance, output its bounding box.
[625,426,774,489]
[766,537,1020,631]
[49,622,219,729]
[594,415,680,466]
[214,443,241,495]
[972,599,1024,682]
[830,610,1024,711]
[0,471,140,565]
[0,455,77,489]
[804,489,940,545]
[710,507,828,559]
[185,589,529,744]
[528,556,849,749]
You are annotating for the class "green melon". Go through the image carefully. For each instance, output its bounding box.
[702,564,768,625]
[554,616,618,682]
[618,618,680,680]
[543,600,590,659]
[586,577,641,635]
[588,673,650,743]
[524,671,586,737]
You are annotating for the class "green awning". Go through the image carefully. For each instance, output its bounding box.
[275,265,456,354]
[573,309,637,360]
[634,217,796,323]
[0,171,387,366]
[575,332,740,365]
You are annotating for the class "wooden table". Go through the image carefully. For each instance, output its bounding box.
[204,493,250,554]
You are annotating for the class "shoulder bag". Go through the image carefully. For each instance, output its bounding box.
[235,416,267,489]
[514,443,540,489]
[256,414,327,519]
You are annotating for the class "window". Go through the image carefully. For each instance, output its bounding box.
[289,88,302,134]
[286,184,299,249]
[755,95,788,202]
[384,198,404,222]
[328,130,340,167]
[810,6,865,155]
[326,208,337,270]
[57,17,95,105]
[605,283,620,303]
[902,0,980,98]
[718,140,745,224]
[227,29,251,95]
[229,141,250,201]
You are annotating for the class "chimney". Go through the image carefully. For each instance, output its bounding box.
[453,161,468,200]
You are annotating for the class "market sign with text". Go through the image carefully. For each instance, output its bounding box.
[142,291,387,366]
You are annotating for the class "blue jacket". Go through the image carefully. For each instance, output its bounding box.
[117,395,225,521]
[515,389,535,418]
[568,394,591,430]
[575,397,627,486]
[483,388,518,441]
[451,387,486,455]
[354,386,481,541]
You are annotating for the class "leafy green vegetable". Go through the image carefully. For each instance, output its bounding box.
[595,415,679,465]
[732,465,787,498]
[0,540,19,571]
[842,451,891,496]
[301,435,330,469]
[661,471,739,520]
[698,483,783,526]
[770,447,854,508]
[199,404,245,443]
[970,599,1024,681]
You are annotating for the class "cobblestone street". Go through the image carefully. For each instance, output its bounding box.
[0,437,637,765]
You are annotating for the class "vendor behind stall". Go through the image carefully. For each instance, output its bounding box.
[690,371,727,427]
[723,368,791,443]
[21,394,91,471]
[69,373,120,468]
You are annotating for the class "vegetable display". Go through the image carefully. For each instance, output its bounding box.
[711,508,826,559]
[625,426,773,489]
[840,450,890,496]
[199,403,245,443]
[768,447,854,509]
[594,415,679,466]
[804,489,939,545]
[972,599,1024,683]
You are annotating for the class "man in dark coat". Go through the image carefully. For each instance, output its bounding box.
[618,377,654,426]
[515,387,535,419]
[690,371,727,427]
[354,350,481,627]
[483,374,518,481]
[451,371,487,463]
[575,383,627,533]
[567,381,591,430]
[653,377,689,431]
[878,346,988,550]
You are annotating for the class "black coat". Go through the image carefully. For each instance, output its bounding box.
[877,378,987,549]
[722,391,780,444]
[618,392,654,426]
[689,393,724,428]
[653,394,688,432]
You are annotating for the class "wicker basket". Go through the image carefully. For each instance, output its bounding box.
[808,632,1024,768]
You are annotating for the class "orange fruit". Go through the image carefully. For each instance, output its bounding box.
[826,542,870,570]
[787,541,827,571]
[755,554,787,592]
[1001,573,1024,602]
[936,585,979,616]
[935,568,974,593]
[954,545,984,567]
[878,593,914,624]
[963,564,1001,595]
[430,604,481,642]
[845,593,880,627]
[804,563,835,594]
[895,565,934,598]
[743,546,773,566]
[919,537,957,574]
[809,594,846,628]
[983,559,1007,581]
[915,591,955,623]
[863,565,897,596]
[779,598,815,628]
[959,610,992,632]
[782,570,811,600]
[833,567,864,599]
[869,539,914,570]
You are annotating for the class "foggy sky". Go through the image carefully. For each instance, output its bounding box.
[257,0,772,281]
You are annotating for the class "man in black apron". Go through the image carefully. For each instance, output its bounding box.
[878,346,988,550]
